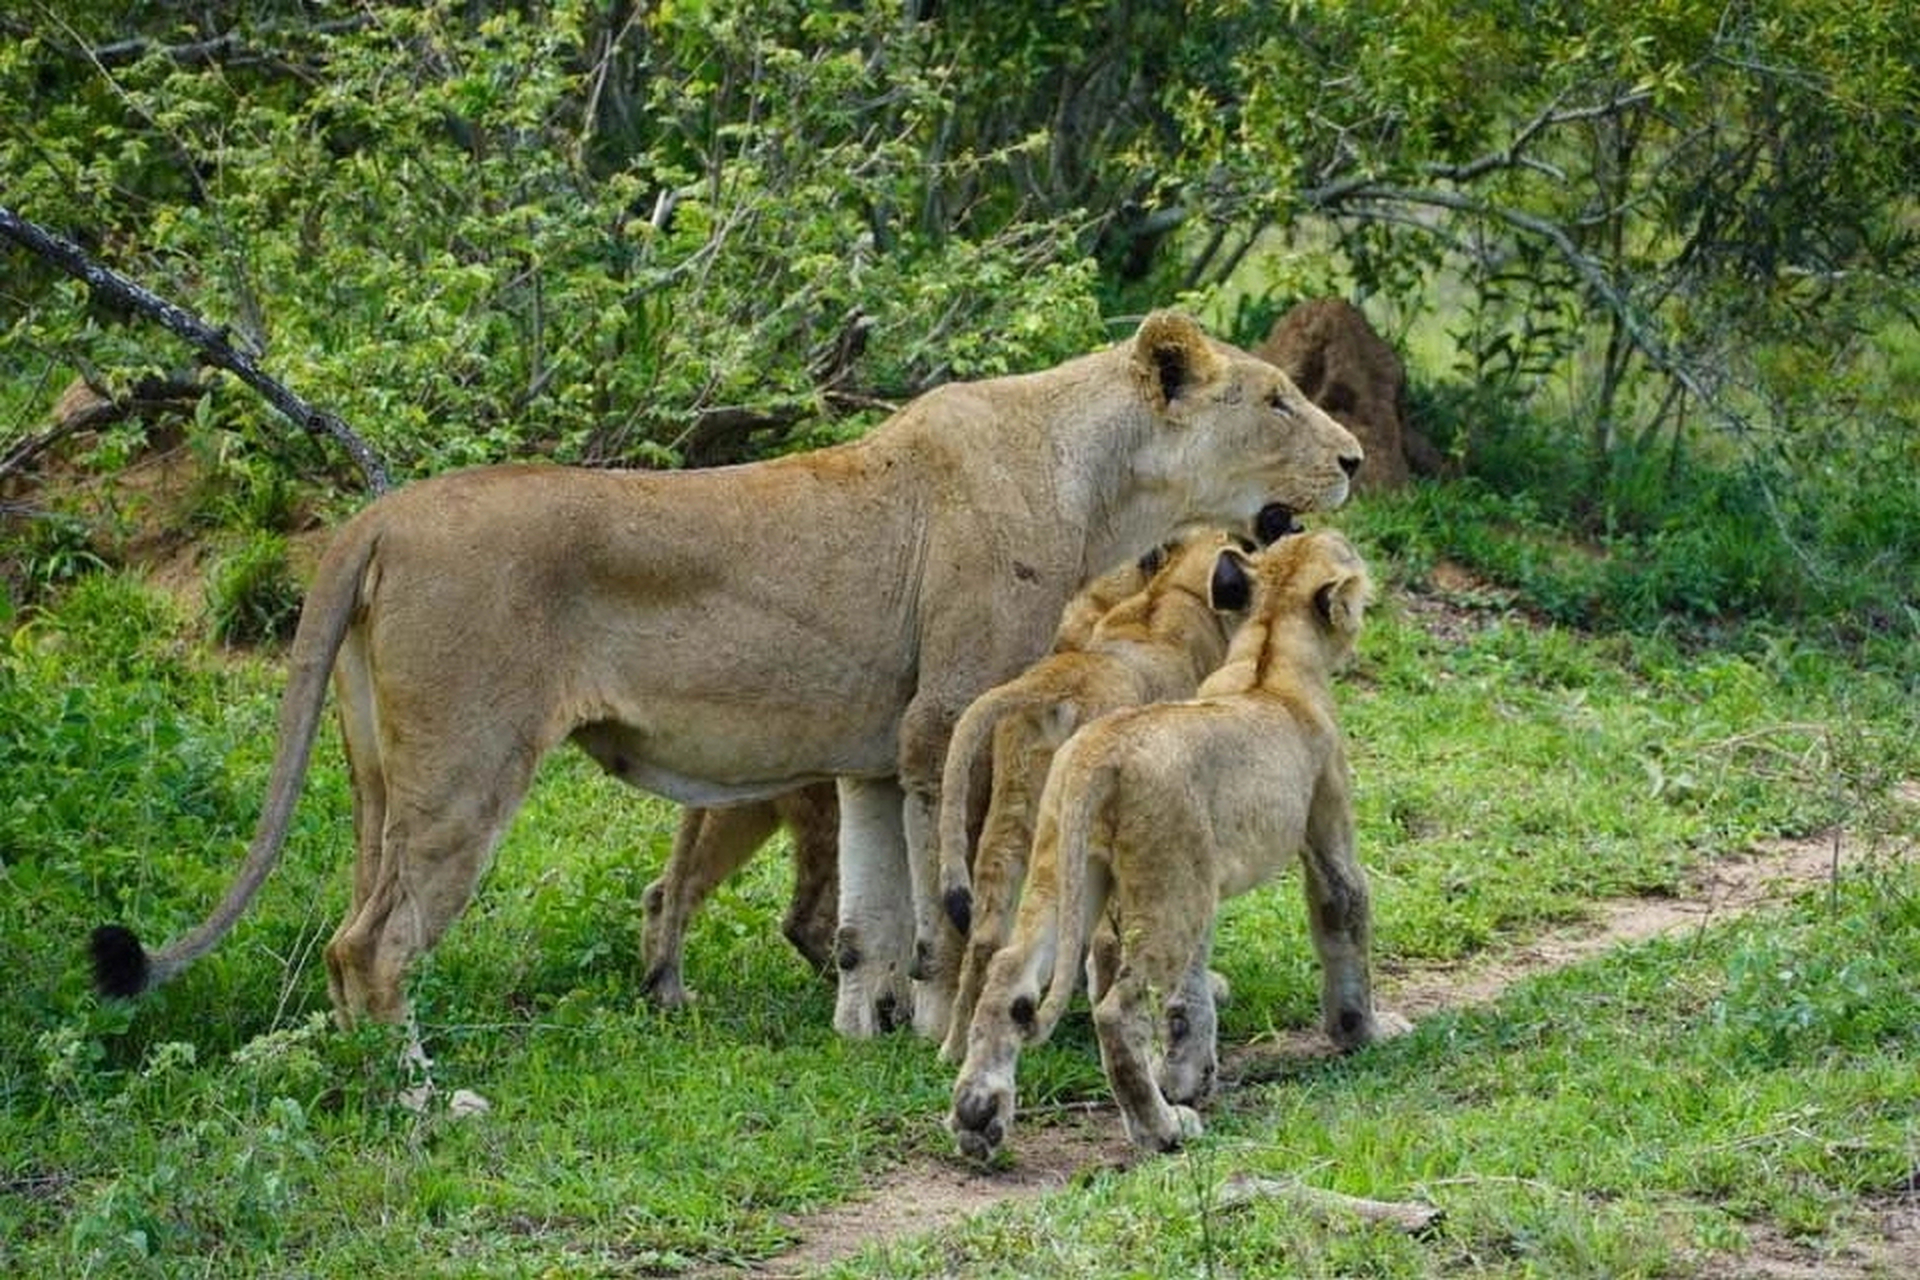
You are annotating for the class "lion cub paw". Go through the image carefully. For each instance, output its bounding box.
[1125,1104,1206,1153]
[949,1079,1014,1162]
[1334,1007,1413,1051]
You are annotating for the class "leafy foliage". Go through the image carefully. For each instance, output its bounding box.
[0,1,1121,478]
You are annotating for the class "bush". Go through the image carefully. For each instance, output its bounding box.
[207,535,301,648]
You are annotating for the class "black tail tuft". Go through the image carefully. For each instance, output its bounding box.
[943,886,973,937]
[90,924,151,998]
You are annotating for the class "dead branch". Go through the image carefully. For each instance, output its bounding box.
[1217,1173,1444,1235]
[0,374,207,485]
[0,206,390,494]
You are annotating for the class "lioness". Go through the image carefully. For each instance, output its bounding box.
[934,528,1260,1064]
[949,529,1406,1158]
[89,310,1362,1047]
[647,552,1162,1009]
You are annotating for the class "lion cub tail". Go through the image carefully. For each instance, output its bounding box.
[90,522,377,1002]
[936,684,1021,936]
[1036,736,1115,1035]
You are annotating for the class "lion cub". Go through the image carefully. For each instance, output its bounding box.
[949,529,1407,1159]
[933,529,1256,1062]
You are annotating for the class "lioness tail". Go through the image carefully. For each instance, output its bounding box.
[88,524,376,999]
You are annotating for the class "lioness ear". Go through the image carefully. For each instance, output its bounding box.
[1132,310,1222,411]
[1313,571,1372,636]
[1209,547,1254,612]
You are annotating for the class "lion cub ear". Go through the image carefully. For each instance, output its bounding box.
[1208,546,1255,613]
[1136,543,1170,577]
[1132,310,1223,412]
[1312,570,1373,637]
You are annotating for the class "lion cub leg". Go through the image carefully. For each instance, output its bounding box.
[1095,875,1213,1153]
[1300,772,1410,1049]
[774,783,842,974]
[947,863,1074,1161]
[1158,927,1221,1108]
[641,801,781,1008]
[940,746,1049,1064]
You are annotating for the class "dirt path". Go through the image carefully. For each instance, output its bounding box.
[720,828,1914,1278]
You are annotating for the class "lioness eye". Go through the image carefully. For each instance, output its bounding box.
[1267,391,1296,417]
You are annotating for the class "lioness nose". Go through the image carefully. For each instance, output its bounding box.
[1339,453,1362,478]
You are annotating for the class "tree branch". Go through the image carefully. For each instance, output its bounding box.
[0,206,390,494]
[0,375,207,485]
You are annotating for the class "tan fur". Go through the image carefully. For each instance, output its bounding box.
[88,311,1362,1043]
[640,782,840,1009]
[643,556,1156,1011]
[933,530,1251,1063]
[949,530,1407,1158]
[1257,299,1440,492]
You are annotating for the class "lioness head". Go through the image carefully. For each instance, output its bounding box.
[1128,311,1365,526]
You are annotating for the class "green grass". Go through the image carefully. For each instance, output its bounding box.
[2,487,1917,1277]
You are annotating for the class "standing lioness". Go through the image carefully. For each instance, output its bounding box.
[90,311,1362,1046]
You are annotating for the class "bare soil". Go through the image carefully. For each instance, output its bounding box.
[719,827,1916,1278]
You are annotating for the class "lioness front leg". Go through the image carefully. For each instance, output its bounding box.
[833,776,915,1037]
[1301,773,1410,1049]
[899,698,966,1040]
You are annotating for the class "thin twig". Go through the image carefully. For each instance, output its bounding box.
[0,206,390,494]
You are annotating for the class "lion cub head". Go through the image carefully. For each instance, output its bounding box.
[1199,526,1373,695]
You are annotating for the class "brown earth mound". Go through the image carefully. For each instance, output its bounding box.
[1257,298,1441,493]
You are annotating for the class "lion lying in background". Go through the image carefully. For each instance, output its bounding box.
[934,528,1264,1063]
[949,529,1408,1159]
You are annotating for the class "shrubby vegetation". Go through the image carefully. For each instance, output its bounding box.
[2,3,1915,624]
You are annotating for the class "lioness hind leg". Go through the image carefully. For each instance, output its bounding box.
[324,755,534,1028]
[641,801,781,1008]
[329,638,387,1024]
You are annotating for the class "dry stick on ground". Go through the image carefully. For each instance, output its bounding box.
[1216,1173,1444,1235]
[0,205,390,495]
